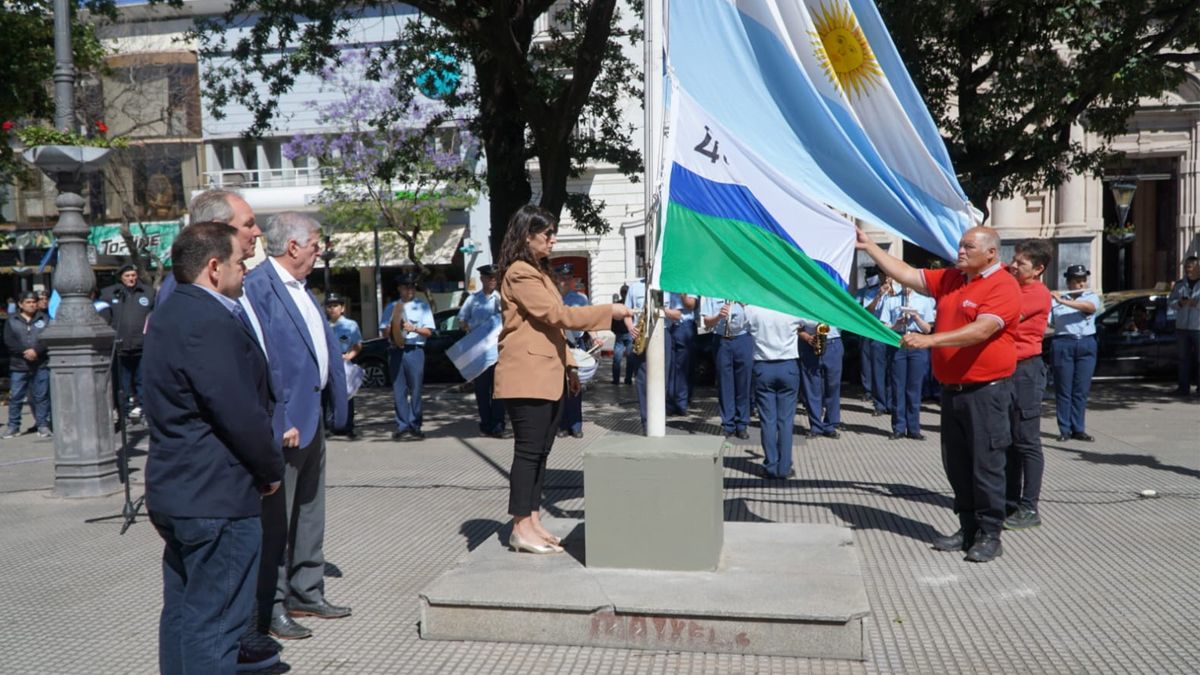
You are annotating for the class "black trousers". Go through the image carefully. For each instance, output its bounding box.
[505,394,564,516]
[941,379,1013,536]
[1007,358,1046,511]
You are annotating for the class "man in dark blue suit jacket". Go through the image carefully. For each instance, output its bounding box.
[144,222,283,674]
[242,211,350,640]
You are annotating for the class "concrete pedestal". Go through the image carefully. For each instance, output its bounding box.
[419,519,870,660]
[584,436,723,571]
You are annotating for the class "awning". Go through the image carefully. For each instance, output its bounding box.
[329,224,465,268]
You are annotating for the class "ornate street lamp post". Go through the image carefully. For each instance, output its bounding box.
[1107,179,1138,292]
[26,0,120,497]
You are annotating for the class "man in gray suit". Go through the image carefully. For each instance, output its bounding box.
[242,212,350,640]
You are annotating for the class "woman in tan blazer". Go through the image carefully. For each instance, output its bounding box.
[494,205,633,554]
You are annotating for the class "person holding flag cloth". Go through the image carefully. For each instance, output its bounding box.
[457,265,508,439]
[856,225,1020,563]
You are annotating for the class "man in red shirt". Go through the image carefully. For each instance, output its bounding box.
[1005,240,1052,531]
[857,225,1020,562]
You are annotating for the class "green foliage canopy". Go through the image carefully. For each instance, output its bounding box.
[878,0,1200,206]
[189,1,645,258]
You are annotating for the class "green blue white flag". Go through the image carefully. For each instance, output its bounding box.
[655,89,901,345]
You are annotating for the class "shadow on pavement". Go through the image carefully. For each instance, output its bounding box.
[750,497,946,545]
[1048,443,1200,481]
[459,518,506,552]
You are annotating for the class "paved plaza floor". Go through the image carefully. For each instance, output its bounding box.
[1,376,1196,674]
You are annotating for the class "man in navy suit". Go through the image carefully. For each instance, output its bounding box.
[242,211,350,640]
[144,221,283,674]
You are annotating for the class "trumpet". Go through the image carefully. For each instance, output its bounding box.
[722,299,739,338]
[812,323,831,357]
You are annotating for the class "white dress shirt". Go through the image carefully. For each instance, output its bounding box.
[269,257,329,387]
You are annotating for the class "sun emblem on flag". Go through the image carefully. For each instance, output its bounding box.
[810,1,883,98]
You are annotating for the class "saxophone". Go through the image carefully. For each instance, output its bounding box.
[632,306,651,355]
[812,323,831,357]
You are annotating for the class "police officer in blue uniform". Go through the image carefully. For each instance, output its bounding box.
[324,293,362,439]
[797,318,843,439]
[1049,265,1102,442]
[459,264,508,438]
[379,273,435,441]
[701,297,753,439]
[555,263,591,438]
[881,287,935,440]
[664,292,698,414]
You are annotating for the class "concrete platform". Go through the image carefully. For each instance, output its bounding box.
[419,519,870,660]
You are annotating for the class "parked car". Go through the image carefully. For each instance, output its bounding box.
[355,309,466,388]
[1042,291,1189,381]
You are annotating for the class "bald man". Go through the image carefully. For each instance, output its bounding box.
[857,226,1020,563]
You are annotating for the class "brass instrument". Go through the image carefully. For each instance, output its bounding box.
[632,306,651,355]
[723,300,736,338]
[812,323,831,357]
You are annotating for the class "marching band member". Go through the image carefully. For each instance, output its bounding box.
[1049,265,1102,442]
[882,287,936,440]
[701,297,753,439]
[744,305,802,479]
[663,292,698,414]
[797,318,844,439]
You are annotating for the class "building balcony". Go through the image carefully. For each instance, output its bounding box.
[198,167,325,214]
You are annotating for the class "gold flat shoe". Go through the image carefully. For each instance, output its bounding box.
[509,532,563,554]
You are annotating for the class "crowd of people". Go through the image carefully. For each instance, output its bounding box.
[7,186,1187,671]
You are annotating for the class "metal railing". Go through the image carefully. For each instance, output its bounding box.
[200,166,325,189]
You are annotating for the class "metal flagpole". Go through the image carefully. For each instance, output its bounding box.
[643,0,667,437]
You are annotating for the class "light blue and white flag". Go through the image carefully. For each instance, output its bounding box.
[667,0,977,261]
[446,314,501,383]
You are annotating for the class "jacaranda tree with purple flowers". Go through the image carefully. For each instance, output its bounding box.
[281,51,479,275]
[187,1,643,259]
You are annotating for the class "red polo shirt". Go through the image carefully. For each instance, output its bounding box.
[1014,281,1051,360]
[922,264,1021,384]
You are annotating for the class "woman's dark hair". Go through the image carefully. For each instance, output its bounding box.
[496,204,557,278]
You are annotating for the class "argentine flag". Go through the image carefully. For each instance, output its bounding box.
[667,0,977,261]
[655,90,900,346]
[447,314,502,382]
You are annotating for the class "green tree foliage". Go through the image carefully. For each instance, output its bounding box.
[877,0,1200,205]
[190,1,644,257]
[0,0,113,215]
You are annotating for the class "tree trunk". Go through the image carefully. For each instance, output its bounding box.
[535,139,570,221]
[475,54,533,261]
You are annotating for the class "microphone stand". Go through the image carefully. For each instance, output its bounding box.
[84,337,144,534]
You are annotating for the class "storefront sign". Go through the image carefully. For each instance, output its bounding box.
[88,221,181,266]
